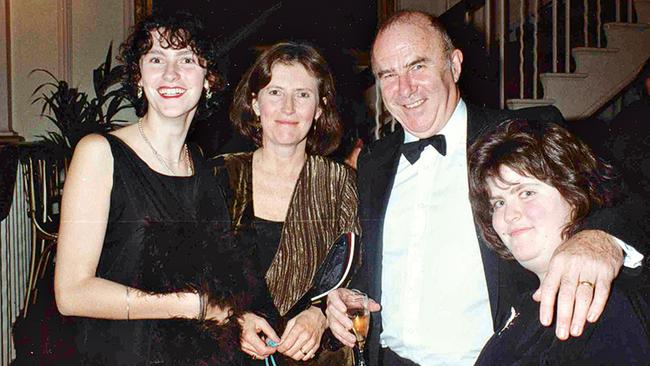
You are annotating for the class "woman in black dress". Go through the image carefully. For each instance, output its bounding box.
[53,13,249,365]
[468,119,650,365]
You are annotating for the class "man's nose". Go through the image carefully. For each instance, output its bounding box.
[398,74,415,97]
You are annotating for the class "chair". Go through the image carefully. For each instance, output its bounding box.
[19,148,67,315]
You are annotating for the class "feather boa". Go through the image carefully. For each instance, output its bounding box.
[138,220,260,365]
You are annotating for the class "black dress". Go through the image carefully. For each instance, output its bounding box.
[245,217,287,366]
[475,284,650,365]
[72,134,231,365]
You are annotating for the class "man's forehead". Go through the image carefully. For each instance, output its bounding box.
[372,27,441,69]
[375,42,431,61]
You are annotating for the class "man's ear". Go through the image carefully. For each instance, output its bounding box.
[450,49,463,83]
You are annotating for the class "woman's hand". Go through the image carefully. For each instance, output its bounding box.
[278,306,327,361]
[239,312,280,359]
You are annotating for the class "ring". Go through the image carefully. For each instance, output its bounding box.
[300,349,308,355]
[251,354,258,360]
[578,280,594,289]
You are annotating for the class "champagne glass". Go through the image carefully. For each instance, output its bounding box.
[343,289,370,366]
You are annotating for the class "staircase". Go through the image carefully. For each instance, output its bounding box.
[506,0,650,120]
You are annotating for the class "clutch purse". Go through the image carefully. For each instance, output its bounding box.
[287,232,358,316]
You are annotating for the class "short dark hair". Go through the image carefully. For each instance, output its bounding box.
[468,120,614,259]
[230,42,342,156]
[118,12,222,117]
[372,10,455,71]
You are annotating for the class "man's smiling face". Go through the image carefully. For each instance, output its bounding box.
[372,18,462,138]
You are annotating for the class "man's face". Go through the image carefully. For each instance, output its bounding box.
[372,20,462,138]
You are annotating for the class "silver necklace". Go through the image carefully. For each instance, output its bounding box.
[137,119,193,176]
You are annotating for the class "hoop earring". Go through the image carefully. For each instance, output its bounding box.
[137,86,143,99]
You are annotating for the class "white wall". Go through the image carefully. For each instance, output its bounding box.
[9,0,130,141]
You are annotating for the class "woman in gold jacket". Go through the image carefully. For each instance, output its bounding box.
[211,42,360,366]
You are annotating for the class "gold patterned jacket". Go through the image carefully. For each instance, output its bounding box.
[211,152,361,317]
[211,152,360,365]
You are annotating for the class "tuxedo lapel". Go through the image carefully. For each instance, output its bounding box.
[466,105,502,329]
[366,130,404,222]
[358,128,403,301]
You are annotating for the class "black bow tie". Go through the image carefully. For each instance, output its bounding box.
[400,134,447,164]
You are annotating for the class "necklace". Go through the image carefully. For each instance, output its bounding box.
[137,119,193,176]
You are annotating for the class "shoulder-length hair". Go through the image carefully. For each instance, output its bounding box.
[118,12,222,117]
[230,42,342,156]
[468,119,614,259]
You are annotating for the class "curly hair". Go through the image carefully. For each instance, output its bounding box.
[468,119,614,259]
[230,42,342,156]
[118,12,222,117]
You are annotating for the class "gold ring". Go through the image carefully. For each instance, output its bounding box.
[578,280,594,289]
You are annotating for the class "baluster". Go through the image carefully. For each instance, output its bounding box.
[597,0,601,47]
[628,0,633,22]
[485,0,491,52]
[374,83,381,141]
[519,0,525,99]
[616,0,621,22]
[500,0,505,108]
[584,0,589,47]
[534,0,539,99]
[553,0,558,72]
[566,0,571,72]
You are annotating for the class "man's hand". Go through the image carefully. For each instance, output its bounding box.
[238,312,280,359]
[278,306,327,361]
[534,230,623,340]
[326,288,381,347]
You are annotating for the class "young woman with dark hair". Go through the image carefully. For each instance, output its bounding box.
[54,13,251,365]
[469,119,649,364]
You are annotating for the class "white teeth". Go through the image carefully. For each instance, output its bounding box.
[158,88,185,96]
[404,99,425,109]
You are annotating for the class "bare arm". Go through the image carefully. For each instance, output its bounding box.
[54,134,228,322]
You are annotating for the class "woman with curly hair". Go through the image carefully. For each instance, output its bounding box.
[212,42,360,366]
[469,120,650,364]
[53,12,252,365]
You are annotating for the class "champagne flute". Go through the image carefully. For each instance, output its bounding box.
[343,289,370,366]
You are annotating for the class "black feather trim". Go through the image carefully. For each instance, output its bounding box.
[139,220,261,365]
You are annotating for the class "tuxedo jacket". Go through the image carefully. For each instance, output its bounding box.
[350,104,649,366]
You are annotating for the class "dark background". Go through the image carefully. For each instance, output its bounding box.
[154,1,379,157]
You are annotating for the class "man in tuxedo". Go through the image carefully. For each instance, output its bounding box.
[326,10,646,366]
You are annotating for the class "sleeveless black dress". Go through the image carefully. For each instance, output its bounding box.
[73,134,230,365]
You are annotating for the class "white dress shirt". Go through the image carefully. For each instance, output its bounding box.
[380,100,493,365]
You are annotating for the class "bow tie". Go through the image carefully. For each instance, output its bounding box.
[400,134,447,164]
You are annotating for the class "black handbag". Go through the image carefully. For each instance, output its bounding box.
[286,232,358,317]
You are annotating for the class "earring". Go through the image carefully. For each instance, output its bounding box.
[137,86,143,99]
[205,87,213,100]
[253,115,262,131]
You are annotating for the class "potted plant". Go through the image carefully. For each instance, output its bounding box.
[30,43,133,158]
